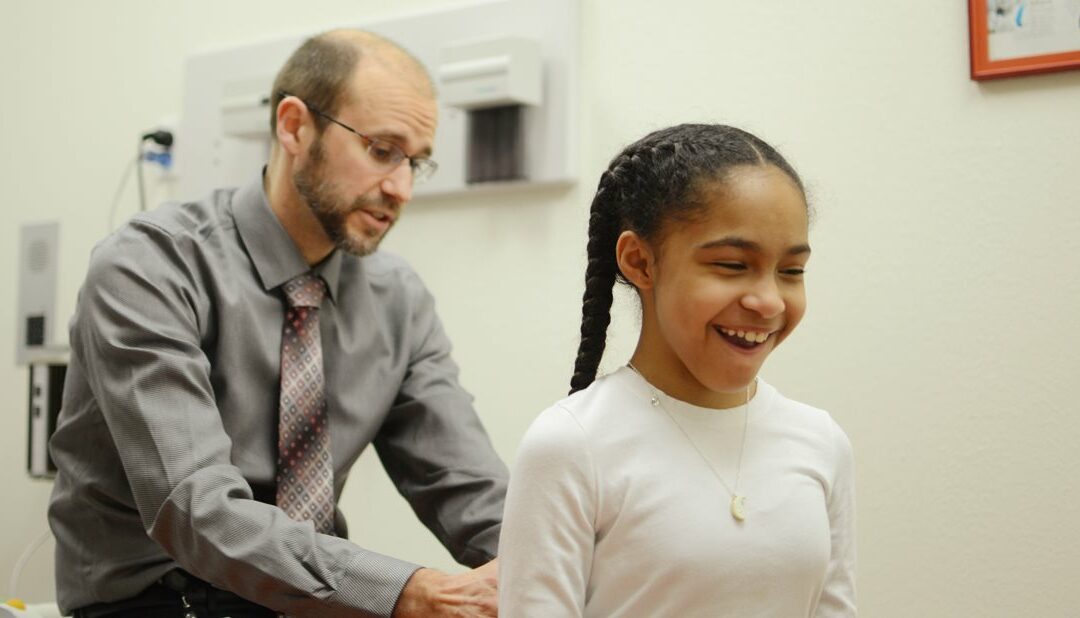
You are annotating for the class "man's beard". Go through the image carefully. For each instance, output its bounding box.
[293,138,394,257]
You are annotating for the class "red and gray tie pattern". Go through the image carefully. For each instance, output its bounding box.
[276,273,335,535]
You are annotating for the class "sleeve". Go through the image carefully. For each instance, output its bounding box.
[816,419,858,617]
[74,222,419,617]
[498,405,596,618]
[372,273,509,568]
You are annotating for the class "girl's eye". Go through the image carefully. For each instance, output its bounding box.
[713,262,746,271]
[781,268,806,276]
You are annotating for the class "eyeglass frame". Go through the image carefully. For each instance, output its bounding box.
[276,91,438,185]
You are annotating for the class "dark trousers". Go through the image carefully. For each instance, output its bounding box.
[72,570,279,618]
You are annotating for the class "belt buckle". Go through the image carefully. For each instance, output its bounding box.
[160,569,202,618]
[179,593,199,618]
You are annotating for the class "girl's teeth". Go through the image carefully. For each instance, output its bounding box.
[721,328,770,344]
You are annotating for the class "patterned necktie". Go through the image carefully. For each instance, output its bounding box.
[276,272,335,535]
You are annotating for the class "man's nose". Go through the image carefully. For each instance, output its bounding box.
[381,160,414,204]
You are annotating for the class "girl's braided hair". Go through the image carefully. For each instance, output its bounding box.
[568,123,805,394]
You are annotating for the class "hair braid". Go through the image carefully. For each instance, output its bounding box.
[567,142,680,394]
[569,169,623,394]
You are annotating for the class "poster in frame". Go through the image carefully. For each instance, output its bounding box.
[969,0,1080,80]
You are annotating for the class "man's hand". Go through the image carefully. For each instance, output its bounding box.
[392,559,498,617]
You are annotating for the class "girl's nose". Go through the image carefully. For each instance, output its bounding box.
[740,279,786,319]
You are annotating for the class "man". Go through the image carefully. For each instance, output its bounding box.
[48,30,507,617]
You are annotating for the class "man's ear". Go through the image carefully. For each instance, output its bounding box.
[615,230,656,290]
[275,96,311,157]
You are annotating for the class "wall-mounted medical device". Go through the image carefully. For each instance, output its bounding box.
[439,36,542,184]
[27,363,65,478]
[17,223,60,366]
[17,222,69,479]
[175,0,578,201]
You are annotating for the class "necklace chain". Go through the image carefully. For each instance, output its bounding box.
[626,363,753,522]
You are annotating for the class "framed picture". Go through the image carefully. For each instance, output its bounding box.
[969,0,1080,80]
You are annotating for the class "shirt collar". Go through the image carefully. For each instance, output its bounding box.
[232,170,343,304]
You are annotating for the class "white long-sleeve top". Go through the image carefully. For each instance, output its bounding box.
[499,367,856,617]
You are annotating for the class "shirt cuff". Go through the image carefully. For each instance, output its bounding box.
[333,551,422,617]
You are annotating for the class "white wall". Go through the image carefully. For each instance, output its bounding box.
[2,1,1078,616]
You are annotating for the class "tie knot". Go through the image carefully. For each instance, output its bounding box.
[282,273,327,309]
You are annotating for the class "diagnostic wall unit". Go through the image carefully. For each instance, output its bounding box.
[17,222,69,479]
[28,363,65,478]
[175,0,578,201]
[16,223,60,365]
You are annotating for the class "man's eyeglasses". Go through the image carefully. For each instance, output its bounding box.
[277,91,438,185]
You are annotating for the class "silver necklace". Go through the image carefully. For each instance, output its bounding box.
[627,363,753,522]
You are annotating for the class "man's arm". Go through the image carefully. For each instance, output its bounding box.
[372,270,509,567]
[371,270,510,615]
[73,221,421,617]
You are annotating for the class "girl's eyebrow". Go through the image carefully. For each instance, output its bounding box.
[696,236,812,256]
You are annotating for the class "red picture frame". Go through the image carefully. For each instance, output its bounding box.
[969,0,1080,80]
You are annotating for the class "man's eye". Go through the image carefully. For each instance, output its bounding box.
[368,142,399,164]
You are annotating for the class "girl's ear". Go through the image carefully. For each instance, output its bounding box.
[616,230,656,290]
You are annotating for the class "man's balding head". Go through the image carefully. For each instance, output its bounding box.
[269,29,432,133]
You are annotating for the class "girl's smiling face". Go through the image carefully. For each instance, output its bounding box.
[624,164,810,408]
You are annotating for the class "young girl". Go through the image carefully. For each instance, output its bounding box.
[498,124,856,616]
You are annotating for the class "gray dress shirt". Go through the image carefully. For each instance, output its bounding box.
[47,173,509,617]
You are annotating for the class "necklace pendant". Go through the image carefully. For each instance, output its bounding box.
[730,495,747,522]
[649,396,660,407]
